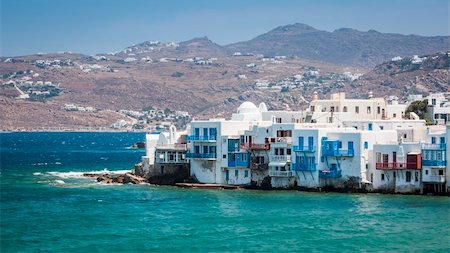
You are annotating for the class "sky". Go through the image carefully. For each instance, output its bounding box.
[1,0,449,56]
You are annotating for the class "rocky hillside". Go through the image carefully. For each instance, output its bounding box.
[0,23,449,130]
[356,52,450,96]
[225,23,449,67]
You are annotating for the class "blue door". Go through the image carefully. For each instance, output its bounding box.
[308,136,314,150]
[194,128,200,138]
[226,170,229,181]
[203,128,208,139]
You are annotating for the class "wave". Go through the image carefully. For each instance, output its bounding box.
[33,172,42,176]
[54,180,65,185]
[46,169,131,179]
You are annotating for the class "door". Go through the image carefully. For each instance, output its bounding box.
[348,141,354,152]
[226,170,229,181]
[299,137,304,150]
[194,128,200,138]
[308,136,314,150]
[203,128,208,139]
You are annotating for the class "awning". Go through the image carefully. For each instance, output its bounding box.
[269,161,287,167]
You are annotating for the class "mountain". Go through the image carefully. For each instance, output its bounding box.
[0,23,449,130]
[225,23,450,67]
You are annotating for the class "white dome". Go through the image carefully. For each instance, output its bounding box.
[237,101,258,114]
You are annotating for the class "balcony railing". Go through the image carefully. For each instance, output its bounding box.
[268,137,292,144]
[422,160,447,167]
[187,135,217,141]
[293,163,317,171]
[319,169,342,178]
[322,149,354,157]
[156,143,188,150]
[423,175,446,183]
[270,155,291,162]
[155,158,188,164]
[250,163,268,171]
[240,143,270,150]
[421,143,446,150]
[293,145,315,152]
[228,160,249,168]
[186,153,217,159]
[269,170,294,177]
[375,162,421,170]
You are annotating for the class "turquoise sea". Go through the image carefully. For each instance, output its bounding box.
[1,132,449,252]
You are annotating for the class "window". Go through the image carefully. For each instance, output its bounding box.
[276,118,282,123]
[403,134,407,139]
[368,123,373,131]
[161,166,164,174]
[299,137,304,148]
[440,137,446,144]
[431,137,436,144]
[432,98,436,105]
[439,170,444,175]
[223,154,226,159]
[406,171,411,182]
[393,113,397,118]
[425,170,429,175]
[355,106,359,114]
[377,106,381,114]
[194,145,200,153]
[235,170,238,178]
[381,174,385,181]
[330,106,335,112]
[367,106,371,114]
[308,136,314,149]
[343,106,347,112]
[371,173,373,183]
[364,141,368,149]
[339,141,342,149]
[245,170,249,178]
[415,172,419,182]
[194,128,200,137]
[287,149,291,155]
[203,146,208,154]
[310,106,315,112]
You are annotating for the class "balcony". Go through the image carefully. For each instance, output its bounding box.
[421,143,446,150]
[375,162,421,170]
[293,163,317,171]
[240,143,270,150]
[186,153,217,160]
[228,160,249,168]
[423,175,446,183]
[267,137,292,145]
[269,170,294,177]
[293,145,315,152]
[250,163,268,171]
[322,149,354,157]
[187,135,217,142]
[319,169,342,178]
[270,155,291,163]
[422,160,446,167]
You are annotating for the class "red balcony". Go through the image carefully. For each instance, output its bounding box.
[240,143,270,150]
[375,162,421,170]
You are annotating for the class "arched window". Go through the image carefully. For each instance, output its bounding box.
[343,106,348,112]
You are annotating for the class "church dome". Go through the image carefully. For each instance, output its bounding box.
[237,101,258,114]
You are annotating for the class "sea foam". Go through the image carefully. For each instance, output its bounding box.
[47,169,130,179]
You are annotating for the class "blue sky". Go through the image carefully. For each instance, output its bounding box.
[1,0,449,56]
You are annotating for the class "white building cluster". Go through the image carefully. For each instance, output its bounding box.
[142,92,450,194]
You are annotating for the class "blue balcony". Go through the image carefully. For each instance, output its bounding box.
[322,149,354,157]
[293,162,317,171]
[422,160,446,167]
[228,160,250,168]
[321,140,354,157]
[186,153,217,159]
[187,135,217,141]
[421,143,446,150]
[293,145,315,152]
[319,169,342,178]
[228,152,249,167]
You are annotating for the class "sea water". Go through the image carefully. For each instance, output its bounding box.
[1,132,449,252]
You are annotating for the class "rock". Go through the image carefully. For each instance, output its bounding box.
[97,174,113,184]
[123,173,145,184]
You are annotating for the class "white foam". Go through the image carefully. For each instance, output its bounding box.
[33,172,42,176]
[47,169,131,179]
[55,180,65,185]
